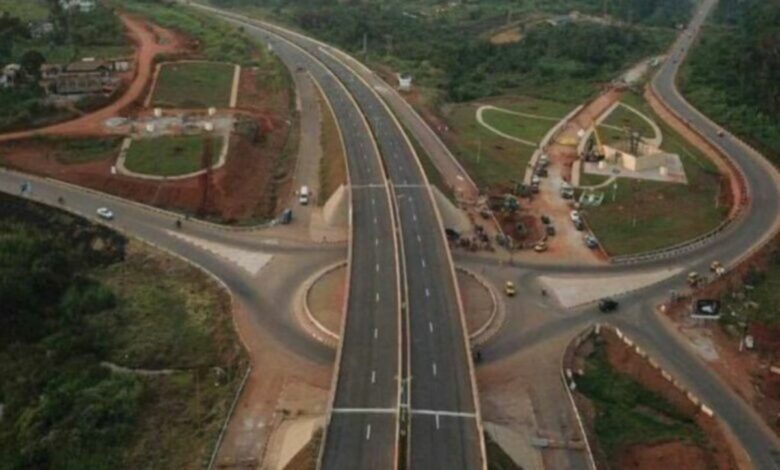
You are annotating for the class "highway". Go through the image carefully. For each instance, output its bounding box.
[2,0,779,467]
[190,5,486,468]
[223,20,404,469]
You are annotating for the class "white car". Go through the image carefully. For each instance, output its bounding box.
[96,207,114,220]
[570,210,581,223]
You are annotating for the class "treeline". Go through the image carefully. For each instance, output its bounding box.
[209,0,668,102]
[0,194,134,468]
[682,0,780,162]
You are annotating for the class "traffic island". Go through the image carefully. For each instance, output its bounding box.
[302,263,499,346]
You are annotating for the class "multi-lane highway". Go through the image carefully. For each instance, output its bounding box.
[190,4,486,468]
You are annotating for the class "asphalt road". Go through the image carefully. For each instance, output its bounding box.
[191,5,486,468]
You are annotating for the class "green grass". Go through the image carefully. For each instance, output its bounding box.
[584,92,727,256]
[578,171,612,187]
[152,62,235,109]
[0,0,48,21]
[600,104,656,140]
[481,108,558,145]
[720,253,780,331]
[577,341,705,463]
[124,135,221,176]
[443,95,572,190]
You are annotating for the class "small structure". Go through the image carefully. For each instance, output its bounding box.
[398,73,413,92]
[41,58,130,95]
[59,0,96,13]
[0,64,22,89]
[28,21,55,39]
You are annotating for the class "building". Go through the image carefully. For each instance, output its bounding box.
[59,0,96,13]
[41,58,122,95]
[398,73,412,92]
[0,64,22,89]
[28,21,55,39]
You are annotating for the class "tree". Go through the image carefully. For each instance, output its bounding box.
[20,50,46,79]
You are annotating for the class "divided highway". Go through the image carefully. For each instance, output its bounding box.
[208,15,404,469]
[191,4,486,468]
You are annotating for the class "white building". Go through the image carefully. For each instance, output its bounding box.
[59,0,96,13]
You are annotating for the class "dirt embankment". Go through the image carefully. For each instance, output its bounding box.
[570,328,740,470]
[664,234,780,437]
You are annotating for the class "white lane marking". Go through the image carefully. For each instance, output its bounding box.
[421,258,426,268]
[417,234,422,243]
[167,231,271,276]
[376,263,380,272]
[435,414,441,430]
[371,197,375,205]
[425,288,430,297]
[410,409,477,418]
[365,424,372,440]
[432,363,437,376]
[375,238,379,246]
[412,213,417,222]
[371,370,376,384]
[429,322,434,333]
[374,217,378,225]
[333,408,396,414]
[376,292,380,302]
[374,328,378,339]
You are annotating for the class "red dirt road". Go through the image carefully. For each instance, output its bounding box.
[0,14,186,143]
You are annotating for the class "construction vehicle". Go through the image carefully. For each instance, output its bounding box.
[583,120,606,162]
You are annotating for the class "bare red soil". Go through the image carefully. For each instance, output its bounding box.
[572,329,740,470]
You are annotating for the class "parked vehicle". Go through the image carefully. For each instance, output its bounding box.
[533,241,548,253]
[584,235,598,249]
[687,271,702,287]
[570,210,581,223]
[540,214,551,225]
[598,298,619,313]
[96,207,114,220]
[546,225,556,236]
[560,186,575,199]
[504,281,516,297]
[280,208,293,224]
[573,219,585,231]
[299,186,310,205]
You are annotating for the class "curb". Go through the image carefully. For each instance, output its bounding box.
[302,261,347,342]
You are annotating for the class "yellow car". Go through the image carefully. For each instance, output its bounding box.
[504,281,516,297]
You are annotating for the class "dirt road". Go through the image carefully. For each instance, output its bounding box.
[0,14,187,143]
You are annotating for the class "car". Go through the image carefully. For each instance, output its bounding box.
[573,219,585,231]
[687,271,701,287]
[546,225,556,236]
[598,298,619,313]
[717,129,725,137]
[280,208,293,224]
[536,167,548,177]
[299,186,310,205]
[533,241,548,253]
[531,175,541,185]
[584,235,598,249]
[560,187,574,199]
[569,210,581,223]
[710,260,725,276]
[531,183,540,194]
[96,207,114,220]
[504,281,516,297]
[540,214,551,225]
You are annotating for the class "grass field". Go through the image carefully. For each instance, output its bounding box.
[600,104,656,141]
[480,108,560,145]
[0,0,48,20]
[584,92,727,256]
[152,62,235,109]
[444,96,574,190]
[577,342,704,463]
[125,135,222,176]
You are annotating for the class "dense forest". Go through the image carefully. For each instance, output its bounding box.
[209,0,686,102]
[681,0,780,162]
[0,194,245,468]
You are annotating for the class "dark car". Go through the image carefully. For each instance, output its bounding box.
[540,214,551,225]
[445,228,461,241]
[598,298,619,313]
[574,219,585,231]
[546,225,556,236]
[280,208,293,224]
